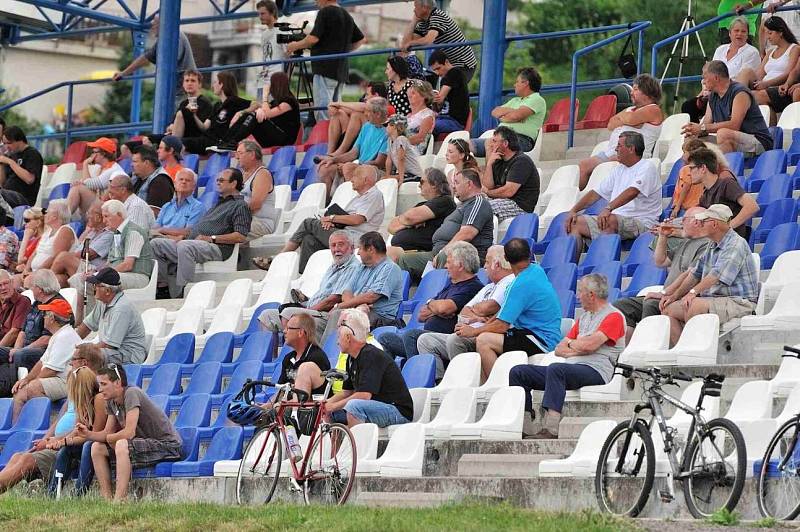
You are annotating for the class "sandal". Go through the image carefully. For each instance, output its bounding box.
[251,257,272,271]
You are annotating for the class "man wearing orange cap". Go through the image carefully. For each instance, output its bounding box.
[67,137,125,219]
[10,298,81,421]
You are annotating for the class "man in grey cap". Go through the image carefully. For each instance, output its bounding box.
[75,267,148,364]
[661,204,758,346]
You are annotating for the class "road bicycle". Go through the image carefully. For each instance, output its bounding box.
[595,363,746,518]
[756,345,800,520]
[235,370,357,505]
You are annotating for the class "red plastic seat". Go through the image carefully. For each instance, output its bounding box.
[61,141,88,165]
[542,98,580,133]
[573,94,617,130]
[263,124,304,155]
[300,120,330,151]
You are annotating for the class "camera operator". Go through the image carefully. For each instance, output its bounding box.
[285,0,366,121]
[256,1,288,100]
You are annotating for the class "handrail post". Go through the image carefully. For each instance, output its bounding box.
[476,0,508,134]
[152,0,181,134]
[65,84,74,152]
[130,29,147,130]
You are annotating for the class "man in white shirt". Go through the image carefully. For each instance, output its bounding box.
[256,1,287,100]
[565,131,661,249]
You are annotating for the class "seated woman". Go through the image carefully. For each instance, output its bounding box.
[578,73,664,189]
[15,207,44,274]
[50,202,113,287]
[208,72,301,153]
[386,56,413,117]
[235,140,279,239]
[406,80,437,155]
[67,137,124,218]
[444,137,480,191]
[387,168,456,263]
[327,81,390,154]
[17,200,76,288]
[383,115,424,185]
[177,71,252,155]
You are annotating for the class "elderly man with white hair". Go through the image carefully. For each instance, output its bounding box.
[416,244,516,379]
[326,308,413,428]
[151,168,206,236]
[106,174,155,231]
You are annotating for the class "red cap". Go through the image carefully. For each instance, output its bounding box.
[87,137,118,155]
[38,299,73,319]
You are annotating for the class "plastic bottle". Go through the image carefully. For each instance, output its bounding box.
[285,425,303,462]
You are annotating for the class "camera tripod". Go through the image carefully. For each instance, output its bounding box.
[286,53,315,117]
[660,0,708,114]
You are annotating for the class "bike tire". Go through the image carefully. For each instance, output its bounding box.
[681,417,746,519]
[595,419,655,517]
[757,416,800,520]
[302,422,357,505]
[236,426,283,505]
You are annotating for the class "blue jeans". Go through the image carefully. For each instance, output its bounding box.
[377,328,426,359]
[433,115,465,135]
[312,75,342,121]
[330,399,410,427]
[509,362,604,414]
[48,441,94,497]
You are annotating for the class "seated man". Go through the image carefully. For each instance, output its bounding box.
[78,365,183,501]
[321,231,404,340]
[0,126,43,219]
[578,73,664,189]
[265,165,384,273]
[0,270,31,350]
[316,97,389,198]
[396,168,494,280]
[11,299,81,420]
[51,202,114,288]
[166,70,214,140]
[681,60,773,155]
[377,241,483,360]
[151,168,251,298]
[481,126,540,222]
[258,230,360,340]
[565,131,661,251]
[613,206,710,340]
[67,137,125,218]
[157,135,185,181]
[509,273,626,439]
[76,268,148,365]
[687,147,759,240]
[130,145,175,210]
[428,50,470,135]
[151,168,206,236]
[662,205,758,346]
[327,308,413,428]
[106,174,156,231]
[417,244,516,379]
[466,239,562,382]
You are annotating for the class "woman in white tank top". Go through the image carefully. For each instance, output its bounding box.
[736,15,800,103]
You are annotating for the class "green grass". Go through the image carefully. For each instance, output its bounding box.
[0,496,641,532]
[707,508,741,527]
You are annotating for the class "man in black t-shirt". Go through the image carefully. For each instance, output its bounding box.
[0,126,43,215]
[167,70,214,140]
[286,0,365,121]
[327,309,413,428]
[481,126,540,222]
[429,50,470,135]
[276,313,331,398]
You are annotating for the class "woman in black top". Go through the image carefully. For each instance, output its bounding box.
[386,56,413,117]
[181,71,251,154]
[210,72,301,152]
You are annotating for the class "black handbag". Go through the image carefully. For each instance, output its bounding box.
[617,32,638,79]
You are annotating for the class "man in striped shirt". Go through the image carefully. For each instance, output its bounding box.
[401,0,478,81]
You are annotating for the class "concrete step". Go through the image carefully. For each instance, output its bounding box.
[557,416,627,440]
[456,453,564,477]
[355,491,459,508]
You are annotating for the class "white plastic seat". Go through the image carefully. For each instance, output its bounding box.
[759,104,771,127]
[667,381,720,438]
[777,101,800,133]
[271,184,292,228]
[376,178,398,222]
[359,423,426,477]
[476,351,527,401]
[429,352,481,402]
[538,164,579,209]
[204,278,253,322]
[124,261,158,301]
[283,182,327,221]
[422,387,477,438]
[194,305,244,352]
[492,215,499,244]
[289,249,334,302]
[539,188,578,239]
[742,282,800,331]
[479,129,495,139]
[660,137,684,176]
[757,250,800,314]
[768,347,800,396]
[528,127,543,162]
[725,380,775,475]
[388,388,431,437]
[449,386,525,440]
[655,113,690,159]
[141,307,168,339]
[560,318,575,337]
[539,419,617,477]
[580,161,618,198]
[59,288,78,313]
[646,314,719,366]
[253,205,320,249]
[635,285,664,297]
[327,181,356,210]
[775,383,800,427]
[243,282,291,321]
[151,306,205,354]
[196,244,239,273]
[165,280,217,324]
[350,423,379,473]
[590,141,609,157]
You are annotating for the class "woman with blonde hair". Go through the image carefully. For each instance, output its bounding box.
[15,207,44,271]
[405,80,437,154]
[17,200,76,288]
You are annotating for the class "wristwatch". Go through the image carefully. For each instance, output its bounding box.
[211,235,217,243]
[689,288,697,295]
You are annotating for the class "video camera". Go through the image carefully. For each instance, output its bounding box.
[275,21,308,45]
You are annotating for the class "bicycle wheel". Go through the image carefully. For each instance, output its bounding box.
[682,417,746,519]
[595,419,655,517]
[236,426,282,505]
[302,422,357,505]
[757,417,800,520]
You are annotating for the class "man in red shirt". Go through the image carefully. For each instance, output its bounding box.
[0,270,30,349]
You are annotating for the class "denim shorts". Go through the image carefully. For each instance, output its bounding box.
[330,399,410,428]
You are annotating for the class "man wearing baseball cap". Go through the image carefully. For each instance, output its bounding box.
[660,204,758,346]
[67,136,125,219]
[75,267,147,365]
[10,298,81,420]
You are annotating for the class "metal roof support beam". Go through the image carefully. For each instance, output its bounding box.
[13,0,145,30]
[476,0,507,133]
[151,0,180,133]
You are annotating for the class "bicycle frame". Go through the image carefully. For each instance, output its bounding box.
[271,398,331,484]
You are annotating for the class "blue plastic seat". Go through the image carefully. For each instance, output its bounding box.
[135,427,200,478]
[198,152,230,189]
[0,398,12,430]
[662,159,684,198]
[123,364,143,387]
[156,333,196,365]
[788,129,800,166]
[224,331,274,373]
[181,362,223,396]
[401,354,436,388]
[750,198,797,246]
[500,213,539,247]
[400,270,412,301]
[725,151,745,177]
[272,166,298,188]
[545,262,577,291]
[540,236,577,270]
[0,430,34,469]
[577,234,621,276]
[533,212,568,254]
[292,164,321,201]
[584,197,609,215]
[477,269,489,284]
[193,332,234,365]
[146,363,182,396]
[12,205,28,230]
[148,394,171,414]
[233,304,279,346]
[556,289,576,319]
[591,260,623,289]
[771,126,784,152]
[323,332,341,365]
[403,269,449,315]
[607,287,621,303]
[0,397,50,443]
[183,153,200,173]
[198,186,219,211]
[197,395,238,440]
[118,157,133,174]
[760,222,799,269]
[620,264,668,298]
[745,149,787,191]
[218,360,265,400]
[267,145,297,174]
[755,173,792,210]
[621,233,655,276]
[47,183,70,204]
[297,143,327,181]
[175,394,212,428]
[69,220,84,237]
[170,426,244,477]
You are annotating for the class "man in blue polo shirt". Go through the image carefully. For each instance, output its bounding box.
[151,168,206,237]
[458,238,562,382]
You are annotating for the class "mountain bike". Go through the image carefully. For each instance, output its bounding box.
[235,370,357,506]
[595,363,746,518]
[756,345,800,520]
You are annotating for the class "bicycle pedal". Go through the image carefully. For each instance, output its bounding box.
[659,490,674,503]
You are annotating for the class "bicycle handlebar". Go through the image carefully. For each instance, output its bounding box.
[615,363,723,384]
[783,345,800,358]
